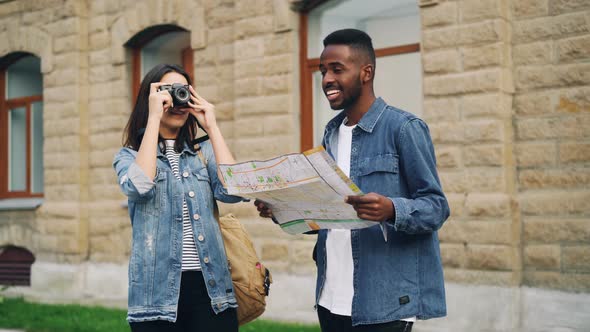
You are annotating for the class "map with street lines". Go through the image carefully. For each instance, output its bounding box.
[219,146,381,235]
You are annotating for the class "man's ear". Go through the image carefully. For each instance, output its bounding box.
[361,64,374,84]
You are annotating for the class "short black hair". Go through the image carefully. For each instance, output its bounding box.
[323,29,376,66]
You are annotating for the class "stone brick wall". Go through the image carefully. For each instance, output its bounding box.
[420,0,590,292]
[217,0,316,277]
[0,0,588,299]
[421,0,521,286]
[0,0,308,271]
[82,0,303,266]
[512,0,590,291]
[0,0,90,263]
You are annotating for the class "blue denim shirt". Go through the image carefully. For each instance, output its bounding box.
[113,141,243,323]
[315,98,450,325]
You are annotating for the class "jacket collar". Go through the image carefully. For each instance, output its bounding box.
[156,140,197,158]
[325,97,387,134]
[356,97,387,133]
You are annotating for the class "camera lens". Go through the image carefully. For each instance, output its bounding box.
[175,87,190,103]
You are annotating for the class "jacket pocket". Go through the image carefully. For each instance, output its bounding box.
[358,154,399,176]
[194,167,211,183]
[192,167,213,206]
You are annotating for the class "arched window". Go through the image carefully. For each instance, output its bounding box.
[125,25,192,101]
[0,53,44,198]
[299,0,422,150]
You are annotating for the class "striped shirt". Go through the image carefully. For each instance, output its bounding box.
[164,140,201,271]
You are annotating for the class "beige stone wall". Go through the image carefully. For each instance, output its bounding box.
[83,0,302,265]
[0,0,90,263]
[0,0,308,270]
[512,0,590,291]
[0,0,588,295]
[421,0,521,286]
[420,0,590,292]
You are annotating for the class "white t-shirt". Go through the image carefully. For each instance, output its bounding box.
[318,120,355,316]
[318,119,416,322]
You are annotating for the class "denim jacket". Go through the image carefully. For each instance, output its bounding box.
[113,141,243,323]
[316,98,450,325]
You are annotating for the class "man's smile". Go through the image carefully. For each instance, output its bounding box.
[325,89,341,101]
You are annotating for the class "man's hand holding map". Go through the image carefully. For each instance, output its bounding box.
[218,147,387,240]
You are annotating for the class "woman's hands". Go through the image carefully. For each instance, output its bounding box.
[187,85,236,166]
[136,82,172,180]
[148,83,217,131]
[187,85,217,132]
[148,82,173,121]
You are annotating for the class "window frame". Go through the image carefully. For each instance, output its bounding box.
[298,1,421,151]
[0,55,44,199]
[127,26,194,102]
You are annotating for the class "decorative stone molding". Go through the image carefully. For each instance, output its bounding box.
[2,26,53,73]
[273,0,294,33]
[418,0,439,7]
[110,0,206,64]
[0,216,36,258]
[289,0,314,13]
[189,6,207,50]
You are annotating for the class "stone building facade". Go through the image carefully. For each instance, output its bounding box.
[0,0,588,331]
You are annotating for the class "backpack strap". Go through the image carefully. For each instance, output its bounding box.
[195,144,220,220]
[196,143,207,166]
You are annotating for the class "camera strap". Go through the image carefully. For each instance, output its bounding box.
[192,120,210,145]
[135,119,210,149]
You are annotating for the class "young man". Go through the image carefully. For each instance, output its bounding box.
[256,29,450,332]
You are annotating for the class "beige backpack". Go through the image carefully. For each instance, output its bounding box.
[196,144,272,325]
[218,213,272,325]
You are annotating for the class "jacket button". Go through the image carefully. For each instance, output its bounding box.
[182,171,189,178]
[203,257,210,264]
[208,279,216,286]
[188,191,195,198]
[193,214,200,220]
[197,235,204,242]
[216,303,222,309]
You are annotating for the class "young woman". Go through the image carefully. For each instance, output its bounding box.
[113,64,243,332]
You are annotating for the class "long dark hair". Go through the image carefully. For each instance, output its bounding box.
[122,63,197,153]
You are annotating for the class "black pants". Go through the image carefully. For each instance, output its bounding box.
[317,305,413,332]
[129,271,238,332]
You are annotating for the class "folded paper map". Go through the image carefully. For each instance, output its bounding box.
[219,146,387,240]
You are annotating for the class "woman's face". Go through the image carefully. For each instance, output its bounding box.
[158,71,191,138]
